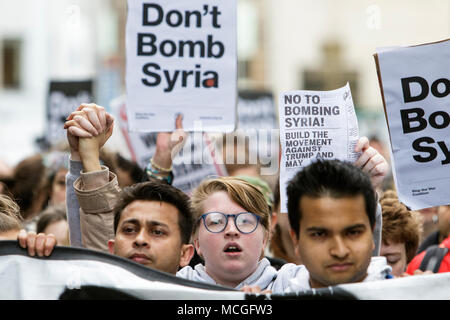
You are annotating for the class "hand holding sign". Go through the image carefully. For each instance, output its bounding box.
[153,114,188,171]
[278,83,361,213]
[354,136,389,192]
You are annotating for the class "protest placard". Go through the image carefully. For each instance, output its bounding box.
[374,39,450,210]
[115,99,227,195]
[46,80,93,146]
[236,91,279,175]
[125,0,237,133]
[279,83,360,213]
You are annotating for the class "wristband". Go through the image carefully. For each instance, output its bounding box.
[146,171,174,185]
[150,157,172,173]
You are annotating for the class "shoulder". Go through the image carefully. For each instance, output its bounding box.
[176,265,195,279]
[271,263,310,293]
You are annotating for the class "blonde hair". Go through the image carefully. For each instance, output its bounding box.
[191,177,271,233]
[0,194,23,232]
[380,190,423,263]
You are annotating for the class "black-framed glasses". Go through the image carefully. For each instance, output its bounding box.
[198,212,261,234]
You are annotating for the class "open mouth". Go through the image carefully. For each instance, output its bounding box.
[223,244,242,253]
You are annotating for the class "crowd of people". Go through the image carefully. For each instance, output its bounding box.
[0,103,449,296]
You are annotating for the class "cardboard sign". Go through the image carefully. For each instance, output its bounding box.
[125,0,237,133]
[46,80,93,146]
[279,83,360,213]
[374,39,450,210]
[116,100,227,195]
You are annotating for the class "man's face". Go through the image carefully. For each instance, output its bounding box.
[50,168,67,206]
[292,195,374,288]
[108,200,193,274]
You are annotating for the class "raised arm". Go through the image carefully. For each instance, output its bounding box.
[64,104,119,252]
[146,114,187,184]
[354,136,389,256]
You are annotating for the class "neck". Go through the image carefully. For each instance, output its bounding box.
[204,263,260,288]
[309,272,368,289]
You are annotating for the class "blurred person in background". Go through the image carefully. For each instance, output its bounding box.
[379,190,422,277]
[100,149,148,188]
[369,135,394,191]
[2,150,70,233]
[0,194,23,240]
[416,205,450,254]
[7,154,48,225]
[414,206,439,243]
[36,203,69,246]
[268,180,302,266]
[0,159,13,196]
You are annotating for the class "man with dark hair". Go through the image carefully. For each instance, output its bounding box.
[63,104,194,274]
[286,159,377,237]
[104,181,194,274]
[272,159,391,292]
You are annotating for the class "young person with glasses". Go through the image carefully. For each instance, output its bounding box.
[176,177,278,290]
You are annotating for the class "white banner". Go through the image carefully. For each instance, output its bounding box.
[279,83,360,213]
[375,39,450,210]
[125,0,237,133]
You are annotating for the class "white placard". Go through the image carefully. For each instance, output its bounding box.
[116,100,227,195]
[125,0,237,133]
[279,83,360,213]
[375,39,450,210]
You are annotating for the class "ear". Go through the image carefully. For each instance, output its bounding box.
[179,244,195,268]
[289,228,300,258]
[107,239,115,255]
[193,238,202,258]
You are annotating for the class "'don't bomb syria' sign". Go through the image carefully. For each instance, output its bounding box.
[126,0,237,133]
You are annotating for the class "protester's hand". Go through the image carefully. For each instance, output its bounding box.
[64,104,114,171]
[65,103,114,141]
[354,136,389,191]
[17,229,56,257]
[240,285,272,294]
[153,114,187,169]
[412,269,434,276]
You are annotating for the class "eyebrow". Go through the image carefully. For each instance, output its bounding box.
[344,223,367,231]
[383,253,401,257]
[305,223,367,233]
[121,219,169,229]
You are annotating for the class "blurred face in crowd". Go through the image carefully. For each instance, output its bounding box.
[44,219,69,246]
[292,195,374,288]
[194,191,268,288]
[380,240,407,277]
[108,200,193,274]
[50,168,67,206]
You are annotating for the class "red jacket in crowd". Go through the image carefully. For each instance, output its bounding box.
[406,234,450,275]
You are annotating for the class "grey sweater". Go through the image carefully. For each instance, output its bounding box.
[65,159,83,247]
[177,258,278,290]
